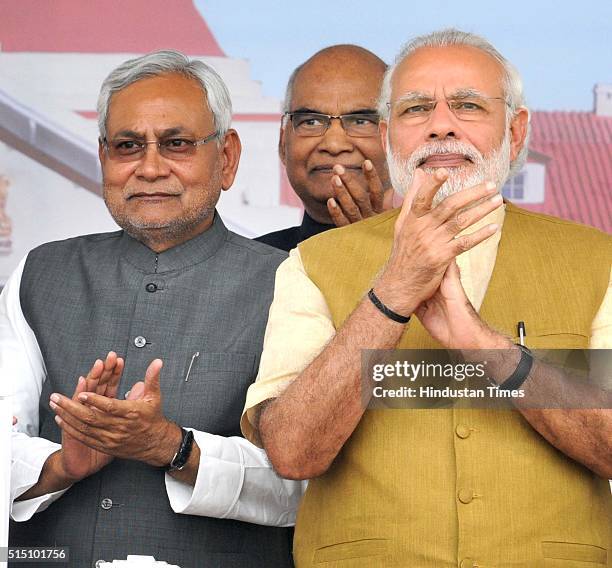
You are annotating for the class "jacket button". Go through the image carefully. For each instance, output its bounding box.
[458,489,474,504]
[459,559,476,568]
[134,336,147,348]
[100,498,113,510]
[145,283,158,293]
[455,424,471,439]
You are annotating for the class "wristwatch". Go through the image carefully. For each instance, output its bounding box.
[164,427,194,472]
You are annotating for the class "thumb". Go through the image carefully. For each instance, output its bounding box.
[143,359,163,398]
[126,381,145,400]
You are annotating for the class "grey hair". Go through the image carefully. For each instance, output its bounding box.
[378,29,530,176]
[283,65,303,115]
[97,49,232,143]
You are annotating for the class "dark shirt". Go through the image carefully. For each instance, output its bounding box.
[256,212,334,252]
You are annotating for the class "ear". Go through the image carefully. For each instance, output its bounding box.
[220,129,242,191]
[508,107,529,163]
[278,121,287,166]
[98,138,106,167]
[379,120,389,154]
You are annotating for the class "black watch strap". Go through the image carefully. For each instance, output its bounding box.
[164,427,194,472]
[498,344,533,391]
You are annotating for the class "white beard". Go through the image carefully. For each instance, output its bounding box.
[387,132,512,205]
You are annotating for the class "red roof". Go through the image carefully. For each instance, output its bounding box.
[525,111,612,233]
[0,0,224,56]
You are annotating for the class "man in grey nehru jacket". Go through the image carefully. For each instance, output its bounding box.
[2,50,300,567]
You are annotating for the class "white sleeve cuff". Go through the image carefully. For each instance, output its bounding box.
[10,434,70,521]
[165,430,305,526]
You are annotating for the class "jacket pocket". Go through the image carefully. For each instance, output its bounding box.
[542,541,607,564]
[314,538,389,563]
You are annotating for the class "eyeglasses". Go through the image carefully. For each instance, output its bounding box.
[103,131,219,162]
[284,112,380,137]
[389,96,509,125]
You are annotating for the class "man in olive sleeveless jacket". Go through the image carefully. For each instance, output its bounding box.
[5,51,296,567]
[243,30,612,567]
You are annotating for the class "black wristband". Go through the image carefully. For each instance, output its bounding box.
[367,288,411,324]
[164,427,194,472]
[498,344,533,391]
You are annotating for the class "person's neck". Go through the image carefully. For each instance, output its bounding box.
[137,217,214,253]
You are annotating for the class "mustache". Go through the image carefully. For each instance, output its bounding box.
[406,140,482,168]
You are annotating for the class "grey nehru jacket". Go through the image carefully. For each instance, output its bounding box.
[10,213,293,568]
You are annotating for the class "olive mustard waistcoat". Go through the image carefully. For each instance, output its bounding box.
[295,203,611,568]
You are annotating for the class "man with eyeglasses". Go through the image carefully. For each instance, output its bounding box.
[256,45,393,251]
[3,50,299,567]
[242,29,611,566]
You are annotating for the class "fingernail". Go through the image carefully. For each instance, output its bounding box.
[334,176,343,187]
[490,194,503,204]
[50,394,60,403]
[49,401,57,410]
[335,164,345,175]
[78,376,85,385]
[329,198,337,208]
[78,394,88,402]
[486,181,496,191]
[364,160,373,171]
[488,223,499,232]
[54,416,61,424]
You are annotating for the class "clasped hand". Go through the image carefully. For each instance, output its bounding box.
[50,356,179,475]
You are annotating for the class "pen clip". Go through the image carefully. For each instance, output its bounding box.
[517,321,526,347]
[184,351,200,382]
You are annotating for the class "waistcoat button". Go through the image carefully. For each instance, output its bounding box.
[458,489,474,504]
[145,283,158,293]
[100,497,113,510]
[459,558,476,568]
[455,424,471,439]
[134,336,147,348]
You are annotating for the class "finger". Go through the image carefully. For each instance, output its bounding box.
[84,359,104,394]
[327,198,350,227]
[409,168,450,218]
[105,357,124,400]
[438,192,503,239]
[72,376,87,400]
[126,381,146,401]
[331,174,363,222]
[55,415,109,454]
[451,223,499,257]
[144,359,163,398]
[334,164,374,218]
[97,351,118,395]
[78,392,132,417]
[362,160,385,213]
[431,180,498,227]
[396,168,429,226]
[50,394,107,433]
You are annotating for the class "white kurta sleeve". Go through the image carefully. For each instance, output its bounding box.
[164,429,306,526]
[1,256,71,521]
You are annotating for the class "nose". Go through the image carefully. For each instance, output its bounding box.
[317,117,354,155]
[425,100,459,141]
[134,143,171,181]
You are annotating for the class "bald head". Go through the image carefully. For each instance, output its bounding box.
[284,45,386,112]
